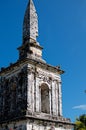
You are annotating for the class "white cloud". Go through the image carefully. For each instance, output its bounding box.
[73,105,86,110]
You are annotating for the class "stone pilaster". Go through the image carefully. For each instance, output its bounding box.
[49,87,52,115]
[58,82,62,116]
[55,80,59,116]
[27,66,35,114]
[51,80,56,116]
[35,77,40,112]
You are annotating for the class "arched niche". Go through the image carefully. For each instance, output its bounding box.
[40,83,50,114]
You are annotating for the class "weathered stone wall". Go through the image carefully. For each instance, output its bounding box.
[0,119,73,130]
[0,64,28,122]
[0,120,26,130]
[27,120,73,130]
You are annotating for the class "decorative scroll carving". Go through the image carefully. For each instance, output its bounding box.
[36,70,52,84]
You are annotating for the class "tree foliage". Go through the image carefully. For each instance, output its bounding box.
[74,114,86,130]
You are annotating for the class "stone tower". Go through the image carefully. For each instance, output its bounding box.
[0,0,74,130]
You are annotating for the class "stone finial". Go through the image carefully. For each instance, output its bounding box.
[23,0,38,44]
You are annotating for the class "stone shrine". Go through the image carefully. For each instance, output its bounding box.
[0,0,74,130]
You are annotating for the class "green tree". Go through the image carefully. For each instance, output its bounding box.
[74,114,86,130]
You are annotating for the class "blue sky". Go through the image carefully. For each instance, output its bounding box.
[0,0,86,122]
